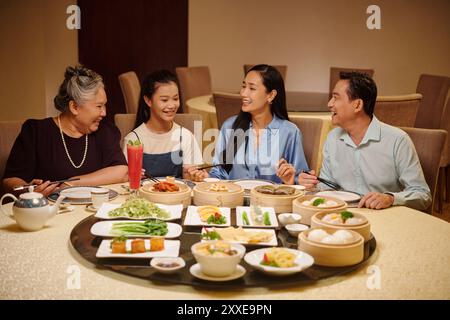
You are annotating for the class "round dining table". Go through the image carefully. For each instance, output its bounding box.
[0,184,449,299]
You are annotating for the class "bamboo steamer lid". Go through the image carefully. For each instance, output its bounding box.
[193,182,244,208]
[139,181,191,208]
[249,185,304,213]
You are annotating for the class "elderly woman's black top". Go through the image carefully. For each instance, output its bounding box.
[3,118,127,182]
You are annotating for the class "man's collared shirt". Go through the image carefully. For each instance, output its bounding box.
[320,116,431,211]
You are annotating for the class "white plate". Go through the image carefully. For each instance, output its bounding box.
[96,239,180,258]
[233,179,274,191]
[190,263,246,281]
[244,248,314,276]
[201,227,278,247]
[236,206,279,228]
[316,190,361,202]
[184,206,231,227]
[94,202,182,221]
[60,187,108,199]
[90,220,182,238]
[151,257,185,273]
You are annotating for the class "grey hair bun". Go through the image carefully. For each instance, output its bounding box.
[54,65,104,112]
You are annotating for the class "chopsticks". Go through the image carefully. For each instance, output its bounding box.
[144,173,161,183]
[195,164,223,170]
[13,178,81,191]
[316,177,342,191]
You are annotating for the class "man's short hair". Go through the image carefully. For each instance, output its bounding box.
[339,71,377,117]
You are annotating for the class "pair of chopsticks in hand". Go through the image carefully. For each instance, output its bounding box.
[13,178,80,191]
[143,173,161,184]
[316,177,342,191]
[194,164,223,170]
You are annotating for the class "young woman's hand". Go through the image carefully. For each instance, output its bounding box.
[276,158,295,185]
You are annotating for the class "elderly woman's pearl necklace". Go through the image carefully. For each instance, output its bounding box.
[58,115,88,169]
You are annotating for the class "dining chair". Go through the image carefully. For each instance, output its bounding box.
[114,113,203,149]
[0,121,23,196]
[374,94,422,127]
[329,67,374,100]
[437,97,450,209]
[118,71,141,114]
[175,66,212,113]
[243,64,287,82]
[289,117,324,174]
[400,127,447,214]
[414,74,450,129]
[213,91,242,129]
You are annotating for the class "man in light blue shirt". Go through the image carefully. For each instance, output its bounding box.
[299,72,431,211]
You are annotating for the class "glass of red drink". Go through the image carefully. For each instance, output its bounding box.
[127,140,143,196]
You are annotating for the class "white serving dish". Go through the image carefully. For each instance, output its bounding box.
[96,239,180,258]
[235,206,279,228]
[244,248,314,276]
[89,220,182,238]
[184,206,231,227]
[94,202,182,221]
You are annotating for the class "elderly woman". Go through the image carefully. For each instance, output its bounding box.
[2,65,128,196]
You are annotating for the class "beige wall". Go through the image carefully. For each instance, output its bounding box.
[188,0,450,95]
[0,0,78,121]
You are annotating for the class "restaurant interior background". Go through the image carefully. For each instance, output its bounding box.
[0,0,449,218]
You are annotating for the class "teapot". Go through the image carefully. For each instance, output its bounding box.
[0,187,66,231]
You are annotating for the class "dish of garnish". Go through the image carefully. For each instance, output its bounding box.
[236,206,278,228]
[201,227,277,246]
[150,257,185,273]
[254,185,296,196]
[94,199,182,221]
[184,206,231,226]
[244,248,314,276]
[96,237,180,258]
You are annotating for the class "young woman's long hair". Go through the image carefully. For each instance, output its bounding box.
[221,64,289,172]
[134,69,179,129]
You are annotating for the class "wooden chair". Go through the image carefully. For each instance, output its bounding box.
[114,113,203,149]
[374,94,422,127]
[213,92,242,129]
[243,64,287,82]
[289,117,324,173]
[118,71,140,114]
[0,121,23,196]
[400,127,447,214]
[437,97,450,209]
[329,67,374,100]
[415,74,450,129]
[175,66,212,113]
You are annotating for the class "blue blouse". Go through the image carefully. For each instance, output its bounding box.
[209,115,309,183]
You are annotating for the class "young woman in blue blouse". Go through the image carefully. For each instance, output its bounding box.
[189,64,309,184]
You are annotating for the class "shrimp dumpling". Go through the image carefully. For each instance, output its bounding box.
[308,229,329,242]
[333,230,354,243]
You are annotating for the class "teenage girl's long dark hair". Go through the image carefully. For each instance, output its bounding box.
[134,69,179,129]
[221,64,289,172]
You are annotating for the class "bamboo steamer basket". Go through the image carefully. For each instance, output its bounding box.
[193,182,244,208]
[250,186,304,213]
[298,228,364,267]
[311,211,371,242]
[139,181,191,208]
[292,195,347,226]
